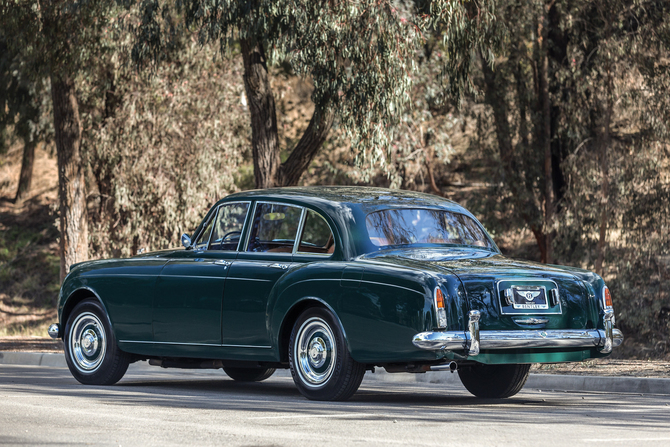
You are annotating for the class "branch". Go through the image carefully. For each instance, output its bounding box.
[277,99,335,186]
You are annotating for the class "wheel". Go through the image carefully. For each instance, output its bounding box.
[63,299,130,385]
[288,307,365,401]
[458,363,531,398]
[223,366,276,382]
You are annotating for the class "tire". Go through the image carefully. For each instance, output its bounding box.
[223,366,276,382]
[63,299,130,385]
[458,363,531,398]
[288,307,365,401]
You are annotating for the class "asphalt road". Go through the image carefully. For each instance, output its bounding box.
[1,364,670,447]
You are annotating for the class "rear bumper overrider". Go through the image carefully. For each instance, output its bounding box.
[413,309,623,356]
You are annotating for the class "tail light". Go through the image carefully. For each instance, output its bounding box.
[434,288,448,328]
[603,286,613,309]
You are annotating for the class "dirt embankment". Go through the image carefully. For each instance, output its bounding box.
[0,143,59,337]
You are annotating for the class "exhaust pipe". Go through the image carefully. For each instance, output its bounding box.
[429,361,458,372]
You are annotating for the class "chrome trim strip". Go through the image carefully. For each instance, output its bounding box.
[226,277,272,282]
[119,340,272,349]
[235,201,253,252]
[242,201,258,252]
[293,208,307,255]
[496,279,563,315]
[294,252,332,257]
[514,317,550,325]
[80,274,157,278]
[157,275,227,280]
[206,205,220,249]
[412,328,624,352]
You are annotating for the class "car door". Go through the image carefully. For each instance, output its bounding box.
[153,202,250,349]
[222,202,303,348]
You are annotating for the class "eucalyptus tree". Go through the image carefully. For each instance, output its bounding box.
[473,0,669,267]
[132,0,504,189]
[1,0,113,280]
[0,35,52,204]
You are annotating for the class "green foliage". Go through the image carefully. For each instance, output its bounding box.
[0,35,52,154]
[79,24,248,257]
[464,0,670,354]
[0,0,116,78]
[132,0,503,172]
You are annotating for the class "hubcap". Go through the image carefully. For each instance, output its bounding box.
[295,317,337,388]
[69,312,106,373]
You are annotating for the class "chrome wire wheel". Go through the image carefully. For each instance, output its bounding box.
[69,311,107,373]
[294,317,337,388]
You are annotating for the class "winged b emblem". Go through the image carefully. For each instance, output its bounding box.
[524,291,542,301]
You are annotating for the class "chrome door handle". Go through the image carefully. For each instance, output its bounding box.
[268,263,290,270]
[213,260,232,267]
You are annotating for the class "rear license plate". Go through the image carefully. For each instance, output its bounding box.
[512,286,548,310]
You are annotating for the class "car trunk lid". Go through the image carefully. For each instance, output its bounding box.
[361,248,598,331]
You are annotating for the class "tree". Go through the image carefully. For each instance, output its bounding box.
[78,27,248,258]
[0,35,52,204]
[1,0,112,280]
[132,0,504,189]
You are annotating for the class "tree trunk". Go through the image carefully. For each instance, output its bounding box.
[595,69,613,276]
[51,73,88,282]
[483,62,548,262]
[537,11,554,264]
[240,39,334,189]
[277,100,334,186]
[14,139,38,204]
[240,39,281,189]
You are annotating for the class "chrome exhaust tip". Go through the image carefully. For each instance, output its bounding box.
[430,361,458,372]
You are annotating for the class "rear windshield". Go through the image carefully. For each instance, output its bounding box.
[365,208,495,250]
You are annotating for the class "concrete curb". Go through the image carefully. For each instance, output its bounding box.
[2,351,669,395]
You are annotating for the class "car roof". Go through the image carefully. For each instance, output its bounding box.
[222,186,467,214]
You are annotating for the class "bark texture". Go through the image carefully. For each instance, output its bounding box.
[277,101,334,186]
[595,65,613,275]
[14,140,38,204]
[537,11,554,264]
[241,39,334,189]
[51,73,88,282]
[240,39,281,189]
[483,63,548,263]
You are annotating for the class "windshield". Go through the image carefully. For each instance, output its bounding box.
[365,208,495,250]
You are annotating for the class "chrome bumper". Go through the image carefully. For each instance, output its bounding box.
[413,310,623,356]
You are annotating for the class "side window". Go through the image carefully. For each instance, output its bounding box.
[297,210,335,255]
[209,202,250,251]
[247,203,302,253]
[193,214,215,250]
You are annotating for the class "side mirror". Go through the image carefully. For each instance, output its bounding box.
[181,233,192,248]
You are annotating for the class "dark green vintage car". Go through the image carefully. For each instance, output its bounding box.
[48,187,622,401]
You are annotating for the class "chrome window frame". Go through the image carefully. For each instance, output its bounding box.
[294,208,336,258]
[193,201,251,252]
[242,201,305,254]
